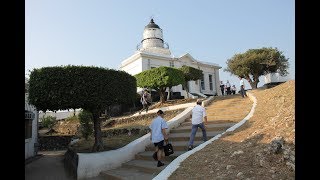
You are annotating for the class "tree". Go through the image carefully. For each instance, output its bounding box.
[224,47,289,89]
[28,65,136,152]
[178,65,203,98]
[134,66,185,103]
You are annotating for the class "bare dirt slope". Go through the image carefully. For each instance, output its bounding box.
[169,80,295,180]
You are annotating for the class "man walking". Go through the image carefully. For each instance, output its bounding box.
[149,110,168,167]
[139,90,151,114]
[220,81,225,96]
[239,76,247,98]
[188,99,208,150]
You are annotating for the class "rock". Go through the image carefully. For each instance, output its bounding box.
[269,137,284,154]
[286,162,295,171]
[259,159,266,167]
[237,172,243,177]
[231,150,244,157]
[226,165,234,170]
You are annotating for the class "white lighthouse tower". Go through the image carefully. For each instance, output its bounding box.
[120,18,222,97]
[137,19,171,56]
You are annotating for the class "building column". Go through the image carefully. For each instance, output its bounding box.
[215,69,222,96]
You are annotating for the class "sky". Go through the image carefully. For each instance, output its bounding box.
[25,0,295,89]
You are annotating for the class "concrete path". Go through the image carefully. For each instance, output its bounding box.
[25,150,105,180]
[25,150,74,180]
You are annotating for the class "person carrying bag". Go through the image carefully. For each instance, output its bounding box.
[163,139,174,156]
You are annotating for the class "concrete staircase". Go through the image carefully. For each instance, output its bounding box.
[98,119,236,180]
[93,94,251,180]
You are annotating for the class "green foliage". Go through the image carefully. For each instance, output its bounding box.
[178,66,203,97]
[28,65,137,112]
[135,66,185,89]
[78,110,93,140]
[41,115,56,129]
[28,65,137,151]
[134,66,185,102]
[178,65,203,82]
[224,47,289,88]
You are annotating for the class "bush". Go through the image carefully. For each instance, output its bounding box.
[78,110,93,140]
[41,115,56,129]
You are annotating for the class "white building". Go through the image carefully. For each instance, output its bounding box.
[119,19,222,97]
[25,78,39,159]
[264,72,290,84]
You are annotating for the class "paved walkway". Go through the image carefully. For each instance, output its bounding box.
[25,150,106,180]
[25,150,74,180]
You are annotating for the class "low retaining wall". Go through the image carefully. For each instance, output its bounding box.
[38,135,74,151]
[77,96,214,179]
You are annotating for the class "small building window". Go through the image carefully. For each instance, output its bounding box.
[201,75,205,90]
[209,74,213,90]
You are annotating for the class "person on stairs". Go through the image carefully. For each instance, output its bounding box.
[188,99,208,151]
[139,89,151,114]
[149,110,168,167]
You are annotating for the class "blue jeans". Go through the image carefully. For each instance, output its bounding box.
[188,122,207,147]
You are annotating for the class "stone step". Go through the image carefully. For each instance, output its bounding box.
[171,123,235,133]
[168,131,223,141]
[100,167,155,180]
[122,159,169,174]
[145,140,205,151]
[135,150,186,161]
[180,120,234,127]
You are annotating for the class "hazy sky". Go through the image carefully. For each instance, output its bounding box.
[25,0,295,89]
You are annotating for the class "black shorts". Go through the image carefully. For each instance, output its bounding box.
[154,140,164,150]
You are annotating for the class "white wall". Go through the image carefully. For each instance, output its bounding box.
[120,58,143,76]
[38,109,81,121]
[264,73,289,84]
[77,107,194,179]
[120,51,221,97]
[25,95,38,159]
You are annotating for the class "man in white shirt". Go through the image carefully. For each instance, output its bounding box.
[220,81,225,96]
[188,99,208,150]
[225,80,231,95]
[149,110,168,167]
[239,76,247,98]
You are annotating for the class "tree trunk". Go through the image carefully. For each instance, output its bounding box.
[246,74,259,89]
[244,76,254,89]
[92,112,104,152]
[183,82,189,98]
[159,88,166,104]
[167,86,172,100]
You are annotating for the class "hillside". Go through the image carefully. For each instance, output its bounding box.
[169,80,295,179]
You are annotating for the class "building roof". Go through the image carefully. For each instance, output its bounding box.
[145,19,160,29]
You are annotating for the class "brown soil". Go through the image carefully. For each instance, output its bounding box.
[168,80,295,180]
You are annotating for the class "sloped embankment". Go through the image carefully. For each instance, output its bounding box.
[169,80,295,180]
